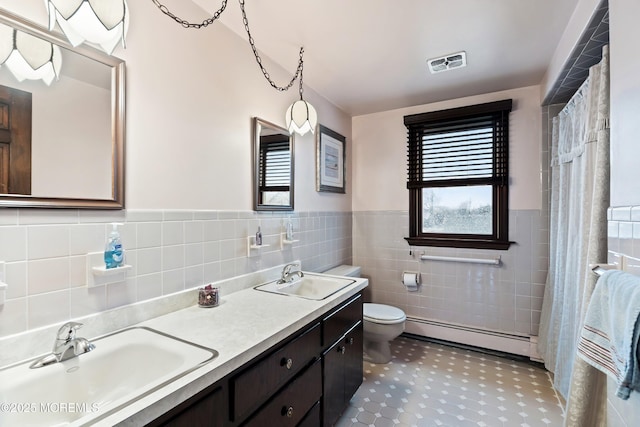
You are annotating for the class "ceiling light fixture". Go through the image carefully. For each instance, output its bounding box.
[45,0,129,55]
[152,0,317,136]
[0,23,62,86]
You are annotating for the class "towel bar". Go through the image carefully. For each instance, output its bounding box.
[420,254,501,265]
[590,263,619,276]
[591,253,640,276]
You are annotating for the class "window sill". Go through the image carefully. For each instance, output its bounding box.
[404,237,513,250]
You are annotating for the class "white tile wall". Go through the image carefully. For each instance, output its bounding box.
[353,209,547,337]
[0,209,352,338]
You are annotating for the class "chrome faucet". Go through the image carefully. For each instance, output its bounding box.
[30,322,95,369]
[278,263,304,284]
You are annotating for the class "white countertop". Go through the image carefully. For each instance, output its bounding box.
[100,276,368,427]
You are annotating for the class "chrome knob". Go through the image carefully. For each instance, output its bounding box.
[339,346,346,354]
[282,406,294,418]
[346,337,354,345]
[281,357,293,370]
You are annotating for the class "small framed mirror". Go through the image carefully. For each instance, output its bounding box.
[253,117,294,211]
[0,7,125,209]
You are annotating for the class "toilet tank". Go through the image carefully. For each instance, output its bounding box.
[323,265,361,278]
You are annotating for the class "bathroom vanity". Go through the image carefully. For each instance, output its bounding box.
[0,268,366,426]
[147,293,363,427]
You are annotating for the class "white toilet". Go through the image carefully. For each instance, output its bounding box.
[362,303,406,363]
[323,265,407,364]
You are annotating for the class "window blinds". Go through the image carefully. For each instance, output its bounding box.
[405,99,512,189]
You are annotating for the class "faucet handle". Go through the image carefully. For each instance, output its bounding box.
[55,322,84,344]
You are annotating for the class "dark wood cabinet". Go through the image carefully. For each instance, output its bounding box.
[323,322,363,427]
[243,359,322,427]
[322,294,363,348]
[147,381,226,427]
[148,292,363,427]
[231,323,321,423]
[298,402,321,427]
[343,325,364,403]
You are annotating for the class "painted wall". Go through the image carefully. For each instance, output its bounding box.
[0,0,354,339]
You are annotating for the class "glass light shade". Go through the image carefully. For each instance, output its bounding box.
[0,24,62,86]
[285,99,318,136]
[46,0,129,55]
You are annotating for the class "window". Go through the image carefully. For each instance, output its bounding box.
[404,99,512,249]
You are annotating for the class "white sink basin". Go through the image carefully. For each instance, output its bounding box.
[0,326,217,426]
[254,273,356,300]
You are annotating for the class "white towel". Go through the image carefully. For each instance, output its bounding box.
[577,269,640,399]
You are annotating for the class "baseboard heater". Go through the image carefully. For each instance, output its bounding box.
[404,316,542,361]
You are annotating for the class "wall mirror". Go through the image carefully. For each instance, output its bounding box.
[0,7,125,209]
[253,117,294,211]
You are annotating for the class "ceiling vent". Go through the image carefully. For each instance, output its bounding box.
[427,52,467,74]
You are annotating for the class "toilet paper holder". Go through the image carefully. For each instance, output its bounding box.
[402,271,421,291]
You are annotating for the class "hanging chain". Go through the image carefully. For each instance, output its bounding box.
[150,0,304,93]
[151,0,228,29]
[239,0,303,93]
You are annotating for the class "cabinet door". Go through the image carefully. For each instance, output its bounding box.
[323,321,363,427]
[343,322,363,402]
[323,338,346,427]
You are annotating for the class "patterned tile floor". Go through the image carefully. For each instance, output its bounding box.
[336,336,565,427]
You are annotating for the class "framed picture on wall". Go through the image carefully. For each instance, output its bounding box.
[316,125,346,193]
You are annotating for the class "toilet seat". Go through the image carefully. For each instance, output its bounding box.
[363,303,406,325]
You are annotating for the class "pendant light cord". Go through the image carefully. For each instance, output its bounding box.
[151,0,304,94]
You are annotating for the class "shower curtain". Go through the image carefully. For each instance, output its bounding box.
[538,46,610,427]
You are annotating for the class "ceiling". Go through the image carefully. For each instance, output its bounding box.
[192,0,581,116]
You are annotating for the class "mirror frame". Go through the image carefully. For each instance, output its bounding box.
[252,117,294,211]
[0,7,125,209]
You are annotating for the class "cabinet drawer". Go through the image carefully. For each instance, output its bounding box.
[232,322,321,422]
[298,401,320,427]
[243,359,322,427]
[323,294,362,348]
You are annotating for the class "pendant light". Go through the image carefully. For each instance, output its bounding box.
[0,23,62,86]
[45,0,129,55]
[285,64,317,136]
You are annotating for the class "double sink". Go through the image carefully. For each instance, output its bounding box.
[0,271,356,426]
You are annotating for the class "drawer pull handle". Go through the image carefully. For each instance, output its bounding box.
[282,406,294,418]
[346,337,355,345]
[281,357,293,370]
[338,346,346,354]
